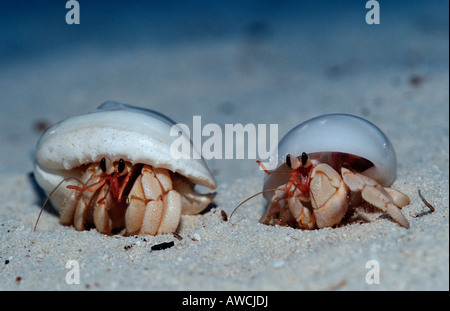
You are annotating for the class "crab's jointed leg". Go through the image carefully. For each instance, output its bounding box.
[63,164,128,234]
[287,186,316,229]
[259,185,288,225]
[383,187,410,208]
[125,165,182,236]
[60,164,98,228]
[66,164,109,232]
[341,167,410,228]
[91,183,112,234]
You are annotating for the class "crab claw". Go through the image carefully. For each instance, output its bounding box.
[309,163,349,228]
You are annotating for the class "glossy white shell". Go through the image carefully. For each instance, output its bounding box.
[263,114,397,199]
[34,102,216,210]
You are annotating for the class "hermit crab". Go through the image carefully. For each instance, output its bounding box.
[33,102,216,236]
[257,114,410,229]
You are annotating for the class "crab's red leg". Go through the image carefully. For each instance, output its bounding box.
[116,171,133,202]
[288,172,302,189]
[108,173,121,199]
[67,179,106,193]
[305,164,315,189]
[97,183,110,204]
[66,185,90,192]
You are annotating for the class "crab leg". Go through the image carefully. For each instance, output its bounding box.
[341,167,410,228]
[73,179,101,231]
[287,187,316,229]
[61,165,98,226]
[64,165,104,230]
[259,184,288,225]
[383,187,410,208]
[150,167,182,234]
[92,184,113,234]
[125,165,182,236]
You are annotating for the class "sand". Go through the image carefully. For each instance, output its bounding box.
[0,1,448,291]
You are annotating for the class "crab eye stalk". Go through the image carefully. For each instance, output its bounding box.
[286,154,292,168]
[301,152,308,166]
[100,158,107,173]
[118,159,125,174]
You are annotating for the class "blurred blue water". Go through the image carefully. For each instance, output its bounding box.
[0,0,447,65]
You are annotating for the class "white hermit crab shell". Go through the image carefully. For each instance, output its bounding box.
[263,114,397,200]
[34,102,216,210]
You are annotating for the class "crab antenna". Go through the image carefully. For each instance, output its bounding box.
[229,159,293,220]
[33,176,84,232]
[229,187,282,220]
